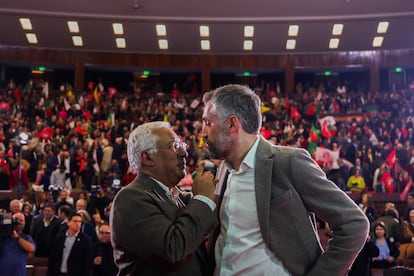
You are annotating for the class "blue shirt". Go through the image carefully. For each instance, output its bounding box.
[0,233,35,276]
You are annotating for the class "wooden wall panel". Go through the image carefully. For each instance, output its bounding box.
[1,46,414,93]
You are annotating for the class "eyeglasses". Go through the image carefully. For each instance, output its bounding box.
[99,231,111,234]
[152,140,187,153]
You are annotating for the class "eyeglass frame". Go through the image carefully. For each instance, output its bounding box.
[147,140,188,153]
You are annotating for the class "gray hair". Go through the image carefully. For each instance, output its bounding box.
[204,84,262,134]
[10,199,23,211]
[127,121,171,174]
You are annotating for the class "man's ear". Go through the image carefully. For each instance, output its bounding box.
[141,151,154,166]
[228,116,238,130]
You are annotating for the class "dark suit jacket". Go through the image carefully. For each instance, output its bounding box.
[214,137,369,276]
[48,231,93,276]
[110,175,217,275]
[30,215,61,257]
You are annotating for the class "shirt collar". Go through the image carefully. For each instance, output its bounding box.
[226,136,260,173]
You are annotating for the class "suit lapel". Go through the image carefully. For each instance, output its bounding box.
[254,138,274,246]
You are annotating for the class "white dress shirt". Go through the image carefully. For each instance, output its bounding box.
[215,137,290,276]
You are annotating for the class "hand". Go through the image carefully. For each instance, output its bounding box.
[93,256,102,265]
[192,162,217,200]
[11,230,19,240]
[386,256,395,263]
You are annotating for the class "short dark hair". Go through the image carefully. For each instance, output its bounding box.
[68,212,83,221]
[58,205,73,217]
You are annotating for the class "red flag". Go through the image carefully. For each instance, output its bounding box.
[88,81,95,91]
[321,121,335,138]
[75,125,87,135]
[37,127,54,140]
[381,171,394,194]
[260,128,272,139]
[82,109,92,120]
[306,104,316,116]
[284,97,290,110]
[108,86,117,96]
[14,87,21,100]
[0,102,10,111]
[290,107,301,120]
[310,124,319,142]
[385,149,396,169]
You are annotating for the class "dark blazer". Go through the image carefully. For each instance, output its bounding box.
[214,137,369,276]
[110,175,217,275]
[30,215,61,257]
[48,231,93,276]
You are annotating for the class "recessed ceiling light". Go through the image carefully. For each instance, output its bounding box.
[25,33,38,44]
[244,26,254,37]
[243,40,253,50]
[67,21,80,33]
[329,38,340,49]
[116,38,126,48]
[72,36,83,47]
[377,21,389,34]
[19,18,32,31]
[332,24,343,36]
[288,25,299,37]
[156,25,167,36]
[199,25,209,37]
[113,23,124,35]
[373,36,384,47]
[286,39,296,50]
[201,40,210,50]
[158,39,168,49]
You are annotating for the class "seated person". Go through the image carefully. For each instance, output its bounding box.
[397,209,414,264]
[371,222,400,269]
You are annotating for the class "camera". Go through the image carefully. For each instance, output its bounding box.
[0,212,18,238]
[90,185,100,197]
[110,179,122,195]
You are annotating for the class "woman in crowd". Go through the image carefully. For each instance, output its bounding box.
[371,221,400,269]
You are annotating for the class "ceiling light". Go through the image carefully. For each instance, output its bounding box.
[244,26,254,37]
[288,25,299,37]
[156,25,167,36]
[72,36,83,46]
[199,25,209,37]
[332,24,343,35]
[67,21,80,33]
[372,36,384,47]
[377,21,389,34]
[201,40,210,50]
[286,39,296,50]
[329,38,340,49]
[19,18,32,30]
[116,38,126,48]
[113,23,124,35]
[25,33,38,44]
[158,39,168,49]
[243,40,253,50]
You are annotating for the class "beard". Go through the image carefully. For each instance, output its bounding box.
[207,131,232,160]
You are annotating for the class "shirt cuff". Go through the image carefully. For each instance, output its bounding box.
[193,195,216,211]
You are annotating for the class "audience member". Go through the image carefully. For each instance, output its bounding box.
[371,221,400,269]
[398,209,414,265]
[48,212,94,276]
[30,202,61,257]
[0,212,36,276]
[93,223,117,276]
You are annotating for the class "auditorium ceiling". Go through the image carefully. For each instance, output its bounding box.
[0,0,413,55]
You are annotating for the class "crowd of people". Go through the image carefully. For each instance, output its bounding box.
[0,73,414,274]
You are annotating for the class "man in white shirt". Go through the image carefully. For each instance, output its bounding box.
[202,84,369,275]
